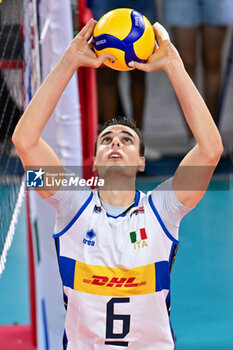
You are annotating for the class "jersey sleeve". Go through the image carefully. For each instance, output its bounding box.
[45,186,91,234]
[150,177,192,241]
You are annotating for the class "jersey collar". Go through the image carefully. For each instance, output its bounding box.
[105,190,140,218]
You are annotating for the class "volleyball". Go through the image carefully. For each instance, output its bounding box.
[93,8,155,71]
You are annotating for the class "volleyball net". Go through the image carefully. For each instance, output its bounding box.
[0,0,41,276]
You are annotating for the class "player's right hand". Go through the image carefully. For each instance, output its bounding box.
[129,22,183,73]
[65,18,116,69]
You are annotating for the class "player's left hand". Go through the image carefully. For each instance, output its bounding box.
[128,22,183,73]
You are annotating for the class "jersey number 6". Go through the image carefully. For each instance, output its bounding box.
[105,297,130,347]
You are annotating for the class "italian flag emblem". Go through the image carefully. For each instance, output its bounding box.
[130,228,147,243]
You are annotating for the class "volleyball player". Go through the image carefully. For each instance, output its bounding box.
[12,19,223,349]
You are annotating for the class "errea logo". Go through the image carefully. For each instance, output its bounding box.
[83,229,96,247]
[130,206,144,217]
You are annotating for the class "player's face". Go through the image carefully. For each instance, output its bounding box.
[94,125,145,177]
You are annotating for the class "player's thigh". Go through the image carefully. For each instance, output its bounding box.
[202,25,228,68]
[163,0,200,27]
[97,68,119,87]
[130,69,145,86]
[173,27,198,69]
[202,0,233,26]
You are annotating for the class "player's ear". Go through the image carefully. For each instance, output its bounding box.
[138,156,145,172]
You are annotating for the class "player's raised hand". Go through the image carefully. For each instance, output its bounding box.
[129,22,183,73]
[65,18,116,69]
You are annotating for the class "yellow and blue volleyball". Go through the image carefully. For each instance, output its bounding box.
[93,8,155,71]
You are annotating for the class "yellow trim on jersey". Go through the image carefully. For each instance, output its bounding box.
[74,260,156,296]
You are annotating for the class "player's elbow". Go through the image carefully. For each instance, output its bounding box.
[217,140,224,158]
[206,138,224,163]
[12,128,20,148]
[12,127,31,153]
[12,128,23,150]
[214,136,224,158]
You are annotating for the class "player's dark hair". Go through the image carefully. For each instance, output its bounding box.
[94,116,145,156]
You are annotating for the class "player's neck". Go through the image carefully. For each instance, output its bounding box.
[99,189,136,207]
[98,172,136,206]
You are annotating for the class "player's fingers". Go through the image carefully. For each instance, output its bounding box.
[88,36,94,47]
[153,22,170,46]
[154,39,159,51]
[78,18,97,40]
[128,61,149,72]
[95,53,116,67]
[87,47,97,58]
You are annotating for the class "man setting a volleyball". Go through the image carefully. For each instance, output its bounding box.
[12,18,223,350]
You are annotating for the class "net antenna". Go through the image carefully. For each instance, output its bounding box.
[0,0,41,276]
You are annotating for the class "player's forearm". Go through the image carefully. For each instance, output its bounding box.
[166,60,223,160]
[12,53,78,149]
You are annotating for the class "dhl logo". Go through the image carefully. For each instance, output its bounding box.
[83,275,147,288]
[74,260,156,296]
